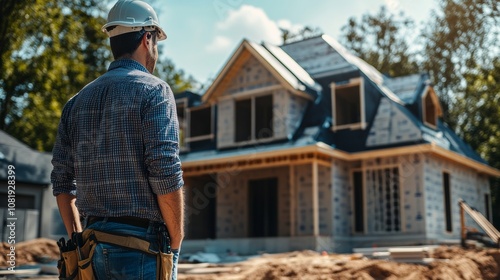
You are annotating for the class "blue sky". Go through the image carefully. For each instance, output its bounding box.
[156,0,437,88]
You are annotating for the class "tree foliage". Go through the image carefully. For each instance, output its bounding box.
[421,0,499,128]
[0,0,111,151]
[0,0,196,151]
[339,6,419,77]
[422,0,500,226]
[456,59,500,226]
[340,1,500,227]
[155,57,198,94]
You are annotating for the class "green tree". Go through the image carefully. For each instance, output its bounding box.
[1,0,197,151]
[339,1,500,227]
[155,57,198,94]
[421,0,499,128]
[456,59,500,226]
[0,0,35,131]
[422,0,500,227]
[0,0,111,151]
[339,6,419,77]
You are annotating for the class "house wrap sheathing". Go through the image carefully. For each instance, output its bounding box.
[176,35,500,254]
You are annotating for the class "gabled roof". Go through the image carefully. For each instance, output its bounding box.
[178,35,499,177]
[202,39,320,103]
[281,35,405,105]
[385,73,427,103]
[261,42,321,97]
[0,130,52,185]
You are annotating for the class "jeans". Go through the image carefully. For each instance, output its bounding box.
[86,218,179,280]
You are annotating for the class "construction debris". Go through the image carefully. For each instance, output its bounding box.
[0,239,499,279]
[178,246,500,280]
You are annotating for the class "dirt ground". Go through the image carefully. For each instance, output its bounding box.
[1,239,499,280]
[177,246,500,280]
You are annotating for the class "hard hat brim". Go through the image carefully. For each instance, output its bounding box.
[102,23,167,41]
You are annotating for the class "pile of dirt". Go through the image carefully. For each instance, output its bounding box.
[1,239,499,279]
[179,246,500,280]
[0,238,59,267]
[424,246,500,280]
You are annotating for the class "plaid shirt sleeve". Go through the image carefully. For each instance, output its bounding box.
[142,83,184,194]
[51,98,77,196]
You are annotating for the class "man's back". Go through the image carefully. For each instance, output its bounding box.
[52,2,184,278]
[52,59,183,222]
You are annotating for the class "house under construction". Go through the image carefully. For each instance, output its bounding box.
[175,35,500,254]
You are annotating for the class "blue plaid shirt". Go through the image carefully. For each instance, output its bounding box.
[51,59,184,222]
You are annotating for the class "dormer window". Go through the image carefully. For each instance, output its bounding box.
[235,94,273,143]
[330,78,365,130]
[422,87,442,129]
[188,105,214,142]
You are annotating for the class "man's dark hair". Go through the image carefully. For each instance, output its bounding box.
[107,27,158,59]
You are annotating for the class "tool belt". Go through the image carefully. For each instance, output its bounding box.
[57,229,173,280]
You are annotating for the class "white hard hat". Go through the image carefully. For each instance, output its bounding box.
[102,0,167,41]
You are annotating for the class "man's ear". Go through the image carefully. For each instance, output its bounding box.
[141,32,151,47]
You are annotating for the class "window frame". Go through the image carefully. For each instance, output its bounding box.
[186,104,214,142]
[330,77,366,131]
[351,164,403,234]
[351,169,365,234]
[233,92,274,144]
[443,171,453,233]
[422,87,439,129]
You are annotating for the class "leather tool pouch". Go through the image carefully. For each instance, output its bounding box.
[58,249,78,279]
[157,251,174,280]
[58,228,172,280]
[57,230,96,280]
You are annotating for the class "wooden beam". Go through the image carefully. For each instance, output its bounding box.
[312,161,319,236]
[459,201,466,245]
[182,148,333,176]
[289,165,296,237]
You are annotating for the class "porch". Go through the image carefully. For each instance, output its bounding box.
[181,145,345,254]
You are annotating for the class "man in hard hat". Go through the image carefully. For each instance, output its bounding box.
[51,0,184,279]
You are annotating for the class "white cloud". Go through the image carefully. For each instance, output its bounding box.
[206,5,284,53]
[205,36,232,52]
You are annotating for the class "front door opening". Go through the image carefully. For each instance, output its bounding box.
[248,177,278,237]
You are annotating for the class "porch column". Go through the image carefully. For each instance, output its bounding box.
[312,161,319,236]
[289,165,296,236]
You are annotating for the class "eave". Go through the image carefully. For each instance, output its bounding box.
[182,142,500,178]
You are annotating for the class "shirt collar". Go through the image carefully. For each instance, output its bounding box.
[108,59,149,73]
